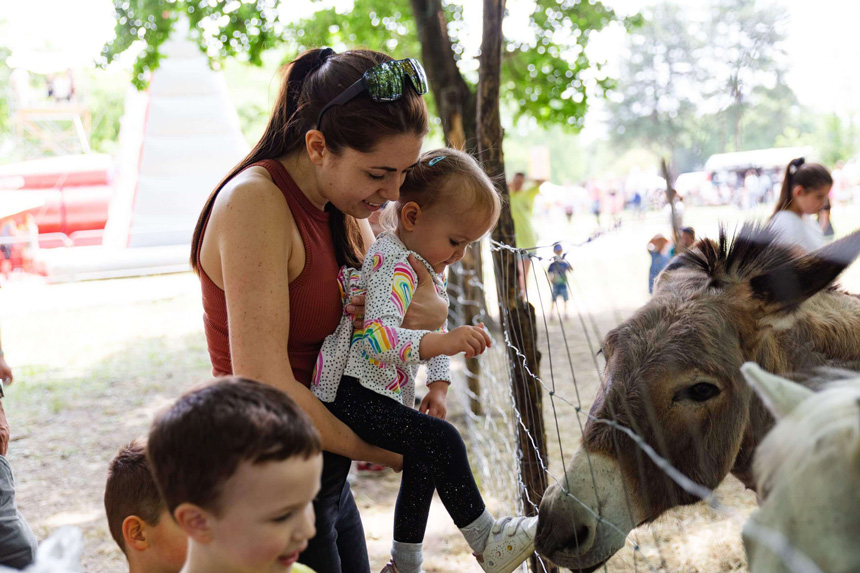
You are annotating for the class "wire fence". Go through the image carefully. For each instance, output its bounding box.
[444,232,823,573]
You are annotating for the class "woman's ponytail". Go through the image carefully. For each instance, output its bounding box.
[191,48,428,273]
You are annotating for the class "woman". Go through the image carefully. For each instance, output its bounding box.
[769,158,832,252]
[191,49,447,572]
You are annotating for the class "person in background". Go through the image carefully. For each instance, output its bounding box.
[0,339,38,570]
[672,226,696,255]
[0,325,11,387]
[647,234,672,295]
[509,172,542,297]
[768,158,832,252]
[547,243,573,320]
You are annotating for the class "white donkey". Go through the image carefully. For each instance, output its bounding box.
[740,363,860,573]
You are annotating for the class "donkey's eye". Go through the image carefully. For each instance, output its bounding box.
[675,382,721,403]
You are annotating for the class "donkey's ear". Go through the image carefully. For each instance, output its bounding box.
[749,229,860,314]
[740,363,814,419]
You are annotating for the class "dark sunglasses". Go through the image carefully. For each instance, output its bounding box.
[316,58,429,129]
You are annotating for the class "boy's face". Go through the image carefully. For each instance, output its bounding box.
[147,510,188,572]
[205,454,323,572]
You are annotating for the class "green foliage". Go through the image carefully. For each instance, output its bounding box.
[100,0,285,89]
[101,0,631,131]
[503,0,629,129]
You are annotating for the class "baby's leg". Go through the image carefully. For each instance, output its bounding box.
[326,377,487,532]
[387,456,436,572]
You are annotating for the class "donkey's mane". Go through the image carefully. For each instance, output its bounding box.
[667,222,796,284]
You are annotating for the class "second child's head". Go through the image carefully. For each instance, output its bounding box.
[105,440,187,573]
[148,378,323,573]
[773,158,833,217]
[392,148,501,270]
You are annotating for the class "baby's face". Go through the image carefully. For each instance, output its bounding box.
[206,454,323,572]
[410,206,495,271]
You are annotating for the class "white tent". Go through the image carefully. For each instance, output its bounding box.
[102,32,249,248]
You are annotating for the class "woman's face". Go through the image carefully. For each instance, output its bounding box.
[321,133,424,219]
[793,184,831,215]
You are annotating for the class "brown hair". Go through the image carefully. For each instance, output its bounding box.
[771,158,833,218]
[147,377,322,515]
[190,48,429,270]
[104,439,164,554]
[385,148,501,229]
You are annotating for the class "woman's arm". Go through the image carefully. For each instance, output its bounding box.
[211,180,401,469]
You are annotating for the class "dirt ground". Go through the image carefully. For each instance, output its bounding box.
[1,203,858,572]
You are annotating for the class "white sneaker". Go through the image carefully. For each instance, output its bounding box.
[474,516,538,573]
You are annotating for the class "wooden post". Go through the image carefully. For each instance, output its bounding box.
[477,0,555,570]
[661,157,680,247]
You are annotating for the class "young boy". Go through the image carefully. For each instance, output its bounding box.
[147,377,322,573]
[105,439,187,573]
[547,243,573,319]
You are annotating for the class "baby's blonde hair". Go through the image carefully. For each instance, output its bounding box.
[383,148,501,230]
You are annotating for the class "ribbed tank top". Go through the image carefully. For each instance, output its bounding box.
[197,159,343,387]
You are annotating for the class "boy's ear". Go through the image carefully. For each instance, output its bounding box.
[399,202,421,231]
[305,130,328,166]
[174,503,213,544]
[122,516,150,552]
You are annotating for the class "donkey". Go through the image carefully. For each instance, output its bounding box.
[740,363,860,573]
[535,224,860,571]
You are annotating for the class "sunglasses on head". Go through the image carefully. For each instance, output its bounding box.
[316,58,429,129]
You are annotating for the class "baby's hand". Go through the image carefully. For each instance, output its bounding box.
[442,324,491,358]
[419,381,449,419]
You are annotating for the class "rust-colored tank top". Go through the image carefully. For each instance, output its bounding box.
[197,159,343,386]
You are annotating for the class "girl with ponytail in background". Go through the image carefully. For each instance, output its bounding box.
[191,48,448,572]
[768,158,833,252]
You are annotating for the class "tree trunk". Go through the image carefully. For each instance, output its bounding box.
[411,0,484,414]
[410,0,477,148]
[479,1,553,570]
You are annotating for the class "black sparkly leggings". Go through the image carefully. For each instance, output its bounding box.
[325,376,486,543]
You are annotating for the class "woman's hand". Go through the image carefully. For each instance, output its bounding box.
[419,381,449,420]
[347,295,366,330]
[402,254,448,331]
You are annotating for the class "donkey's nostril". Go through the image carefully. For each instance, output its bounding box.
[565,524,592,552]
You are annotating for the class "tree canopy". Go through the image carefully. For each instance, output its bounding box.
[101,0,636,132]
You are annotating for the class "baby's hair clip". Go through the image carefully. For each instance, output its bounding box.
[428,156,446,166]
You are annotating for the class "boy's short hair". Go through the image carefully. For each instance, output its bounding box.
[105,439,164,554]
[148,377,322,515]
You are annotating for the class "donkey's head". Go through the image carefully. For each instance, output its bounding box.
[536,225,860,571]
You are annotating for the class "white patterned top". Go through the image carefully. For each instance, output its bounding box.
[312,232,450,407]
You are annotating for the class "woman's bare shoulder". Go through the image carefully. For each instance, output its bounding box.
[213,165,287,216]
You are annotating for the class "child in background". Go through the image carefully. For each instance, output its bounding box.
[104,440,187,573]
[647,234,672,294]
[312,149,537,573]
[147,378,322,573]
[547,243,573,319]
[768,158,832,252]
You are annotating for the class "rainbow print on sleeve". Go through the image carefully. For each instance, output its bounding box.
[399,342,413,362]
[371,252,385,273]
[390,262,417,316]
[364,319,400,355]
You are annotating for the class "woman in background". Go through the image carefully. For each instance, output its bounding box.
[768,158,832,252]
